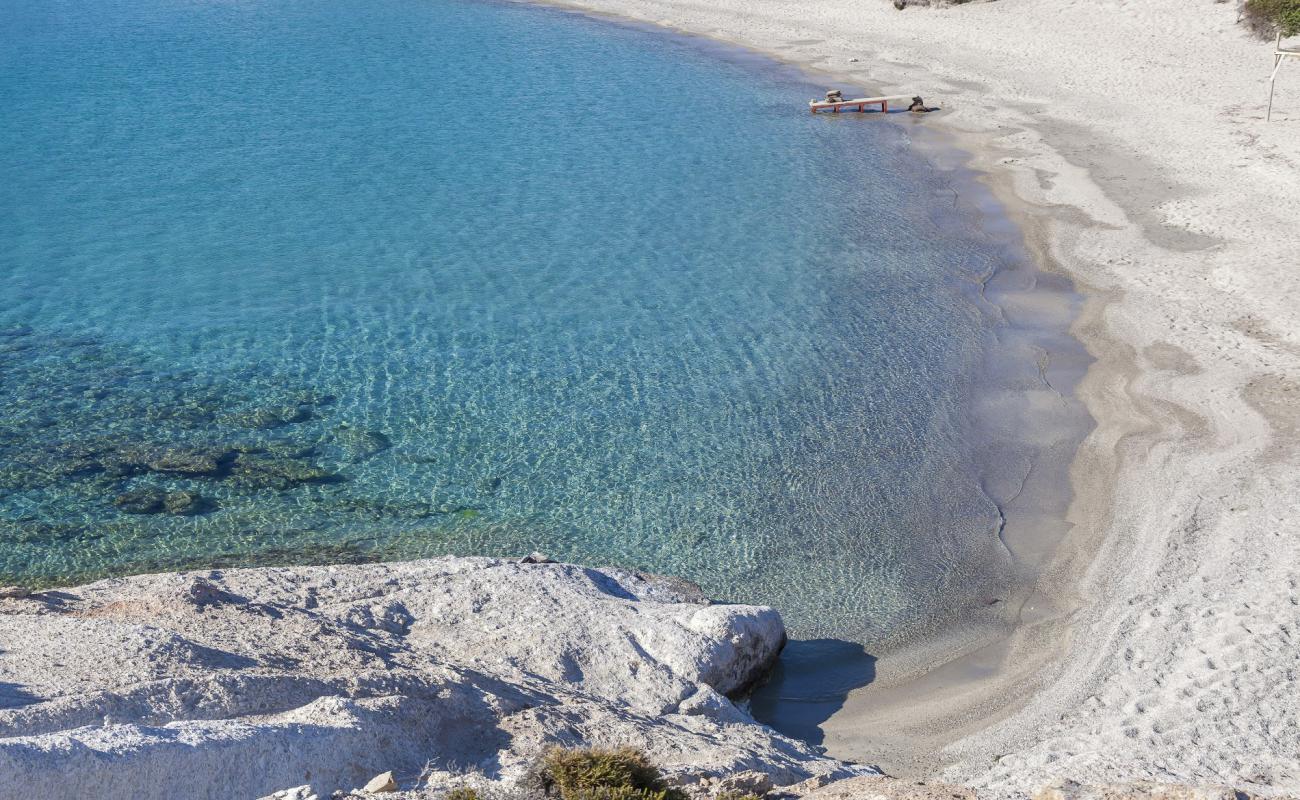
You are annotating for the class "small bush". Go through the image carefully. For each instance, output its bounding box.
[564,788,681,800]
[445,788,482,800]
[1244,0,1300,37]
[535,747,687,800]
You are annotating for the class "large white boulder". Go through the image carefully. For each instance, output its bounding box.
[0,557,870,800]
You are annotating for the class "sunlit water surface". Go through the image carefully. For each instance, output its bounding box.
[0,0,1021,642]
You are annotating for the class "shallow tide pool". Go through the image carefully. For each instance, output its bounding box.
[0,0,1022,643]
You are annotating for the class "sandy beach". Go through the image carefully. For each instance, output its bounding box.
[522,0,1300,794]
[2,0,1298,796]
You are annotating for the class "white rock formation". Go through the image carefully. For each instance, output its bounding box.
[0,557,871,800]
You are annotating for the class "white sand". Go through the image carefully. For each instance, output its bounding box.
[523,0,1300,795]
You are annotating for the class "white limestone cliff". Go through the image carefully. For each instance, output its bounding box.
[0,557,870,799]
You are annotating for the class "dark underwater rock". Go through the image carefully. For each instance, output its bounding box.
[436,502,480,516]
[0,324,33,339]
[0,519,92,545]
[140,400,219,426]
[287,390,335,407]
[3,440,108,485]
[220,404,312,430]
[98,442,233,478]
[329,424,391,462]
[141,446,231,476]
[163,490,208,515]
[232,440,317,460]
[226,452,340,491]
[113,488,165,514]
[2,438,228,487]
[324,495,435,519]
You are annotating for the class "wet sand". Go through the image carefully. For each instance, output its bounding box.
[817,122,1093,778]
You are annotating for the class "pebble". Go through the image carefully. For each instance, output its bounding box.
[362,772,397,794]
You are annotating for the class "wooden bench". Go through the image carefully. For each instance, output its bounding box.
[809,94,914,114]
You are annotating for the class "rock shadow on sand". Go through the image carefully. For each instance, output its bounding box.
[0,681,42,710]
[747,639,875,745]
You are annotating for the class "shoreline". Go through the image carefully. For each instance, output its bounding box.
[817,126,1107,776]
[498,2,1100,766]
[518,0,1105,777]
[516,0,1300,794]
[6,0,1300,794]
[806,114,1095,777]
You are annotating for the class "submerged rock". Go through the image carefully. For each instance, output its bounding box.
[4,440,107,484]
[5,439,234,485]
[227,452,340,491]
[435,502,479,515]
[163,490,208,515]
[0,324,33,339]
[324,495,436,519]
[329,424,391,462]
[113,487,166,514]
[113,486,209,516]
[145,447,228,475]
[394,446,440,465]
[221,404,312,430]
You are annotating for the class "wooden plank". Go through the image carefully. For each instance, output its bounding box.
[806,94,909,113]
[809,94,912,111]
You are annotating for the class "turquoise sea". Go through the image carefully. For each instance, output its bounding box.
[1,0,1024,644]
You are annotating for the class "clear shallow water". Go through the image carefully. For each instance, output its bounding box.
[0,0,1016,641]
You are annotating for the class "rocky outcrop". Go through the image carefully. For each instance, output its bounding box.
[0,558,872,800]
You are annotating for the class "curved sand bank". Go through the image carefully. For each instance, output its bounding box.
[519,0,1300,795]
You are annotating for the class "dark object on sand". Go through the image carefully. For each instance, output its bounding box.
[908,95,938,112]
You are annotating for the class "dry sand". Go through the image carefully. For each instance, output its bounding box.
[518,0,1300,795]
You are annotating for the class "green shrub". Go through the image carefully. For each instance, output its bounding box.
[564,788,682,800]
[1244,0,1300,37]
[444,788,481,800]
[535,747,687,800]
